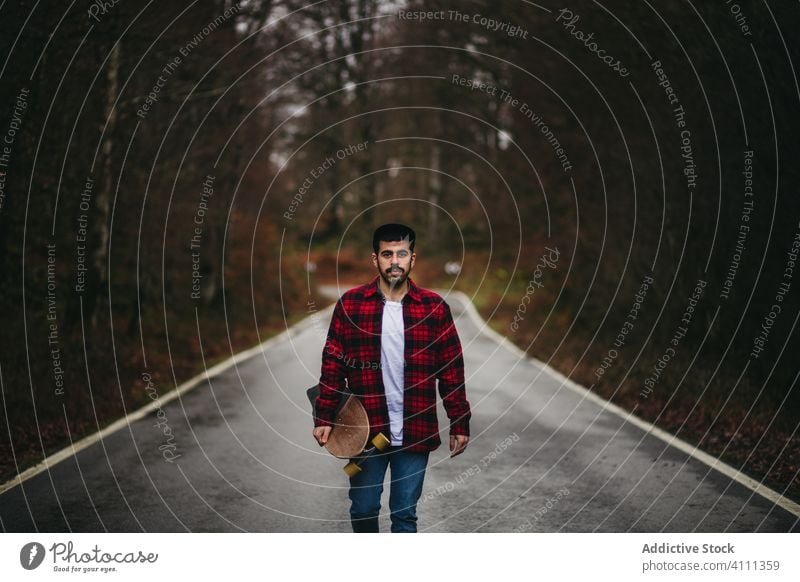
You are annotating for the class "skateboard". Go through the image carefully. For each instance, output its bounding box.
[307,384,391,476]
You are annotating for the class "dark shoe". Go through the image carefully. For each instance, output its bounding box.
[351,515,379,533]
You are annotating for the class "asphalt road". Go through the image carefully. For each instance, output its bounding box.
[1,286,798,532]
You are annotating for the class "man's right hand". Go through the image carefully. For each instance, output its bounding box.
[313,425,332,446]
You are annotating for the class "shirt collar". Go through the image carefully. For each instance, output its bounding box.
[364,274,421,303]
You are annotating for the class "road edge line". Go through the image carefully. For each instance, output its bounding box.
[0,309,330,496]
[444,288,800,519]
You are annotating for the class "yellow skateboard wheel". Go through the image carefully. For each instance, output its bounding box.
[344,461,362,477]
[371,433,391,451]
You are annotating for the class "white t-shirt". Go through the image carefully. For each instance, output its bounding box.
[381,300,405,446]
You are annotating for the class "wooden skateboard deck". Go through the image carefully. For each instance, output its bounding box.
[308,384,391,475]
[325,393,370,458]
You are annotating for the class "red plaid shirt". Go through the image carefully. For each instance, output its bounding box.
[315,275,471,452]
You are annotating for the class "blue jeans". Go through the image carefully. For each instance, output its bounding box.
[349,446,430,533]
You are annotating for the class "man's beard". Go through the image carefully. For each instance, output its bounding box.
[381,265,409,289]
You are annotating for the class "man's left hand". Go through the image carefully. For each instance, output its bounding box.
[449,434,469,457]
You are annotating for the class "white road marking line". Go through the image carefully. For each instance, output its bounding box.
[0,312,328,496]
[444,288,800,519]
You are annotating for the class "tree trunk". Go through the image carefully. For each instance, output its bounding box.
[88,39,120,328]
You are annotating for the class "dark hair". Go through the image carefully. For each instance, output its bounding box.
[372,223,416,254]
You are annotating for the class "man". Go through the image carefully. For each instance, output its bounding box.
[312,223,471,533]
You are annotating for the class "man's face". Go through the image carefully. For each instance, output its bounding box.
[372,239,416,289]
